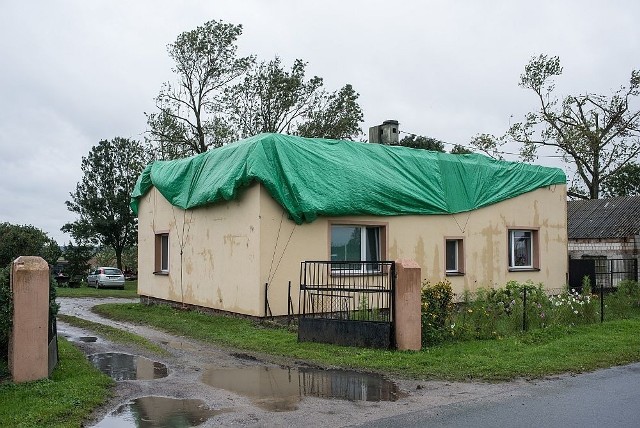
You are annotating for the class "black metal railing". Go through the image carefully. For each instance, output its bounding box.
[299,261,395,322]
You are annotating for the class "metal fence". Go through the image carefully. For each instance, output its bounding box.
[594,258,638,289]
[298,260,396,349]
[298,260,395,322]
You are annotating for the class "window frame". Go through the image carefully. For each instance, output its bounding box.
[508,228,539,271]
[328,221,387,274]
[154,232,170,274]
[445,237,464,275]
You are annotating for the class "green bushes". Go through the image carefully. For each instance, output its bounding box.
[0,267,11,359]
[420,278,640,348]
[420,280,454,345]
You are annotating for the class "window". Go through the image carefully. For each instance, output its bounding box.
[155,233,169,273]
[445,238,464,274]
[330,225,383,272]
[508,229,538,270]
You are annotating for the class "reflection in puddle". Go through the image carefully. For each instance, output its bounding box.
[94,396,225,427]
[57,330,99,343]
[201,366,406,412]
[88,353,168,381]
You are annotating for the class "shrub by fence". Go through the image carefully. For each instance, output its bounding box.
[420,279,640,347]
[0,267,11,359]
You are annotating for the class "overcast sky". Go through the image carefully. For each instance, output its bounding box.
[1,1,638,244]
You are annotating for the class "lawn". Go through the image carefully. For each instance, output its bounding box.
[94,302,640,381]
[0,338,113,427]
[55,280,138,298]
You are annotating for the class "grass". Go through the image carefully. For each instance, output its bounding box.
[94,302,640,381]
[0,338,113,428]
[57,314,169,357]
[55,280,138,298]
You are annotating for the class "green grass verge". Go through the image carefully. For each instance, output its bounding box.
[57,314,169,357]
[0,338,113,428]
[56,280,138,298]
[94,303,640,381]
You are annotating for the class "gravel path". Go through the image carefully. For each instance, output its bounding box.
[58,297,535,427]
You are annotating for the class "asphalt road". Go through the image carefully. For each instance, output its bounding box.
[360,362,640,428]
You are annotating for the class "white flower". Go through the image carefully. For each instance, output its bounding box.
[573,310,579,314]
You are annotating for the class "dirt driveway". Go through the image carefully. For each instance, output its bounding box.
[58,297,534,427]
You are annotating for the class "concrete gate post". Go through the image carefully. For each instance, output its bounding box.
[394,259,422,351]
[9,256,50,383]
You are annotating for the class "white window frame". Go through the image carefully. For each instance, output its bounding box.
[509,229,534,269]
[330,224,383,274]
[445,238,464,274]
[155,232,169,274]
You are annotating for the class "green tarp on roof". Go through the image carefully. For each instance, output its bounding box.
[131,133,566,223]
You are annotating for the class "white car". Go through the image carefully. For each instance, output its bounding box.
[87,267,125,289]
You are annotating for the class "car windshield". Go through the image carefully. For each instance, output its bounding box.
[104,268,122,275]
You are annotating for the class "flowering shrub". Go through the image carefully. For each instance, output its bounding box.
[548,288,598,325]
[421,279,454,346]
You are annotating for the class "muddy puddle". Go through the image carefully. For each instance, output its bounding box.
[58,329,99,344]
[93,396,226,427]
[88,353,168,381]
[201,366,406,411]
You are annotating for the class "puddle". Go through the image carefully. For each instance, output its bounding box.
[79,336,98,342]
[201,366,406,411]
[88,353,168,381]
[94,396,226,427]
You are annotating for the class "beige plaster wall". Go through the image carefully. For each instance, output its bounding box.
[261,183,568,315]
[137,185,262,315]
[139,182,567,317]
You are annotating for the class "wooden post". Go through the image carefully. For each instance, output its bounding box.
[9,256,50,383]
[394,259,422,351]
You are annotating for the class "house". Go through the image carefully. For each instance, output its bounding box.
[131,133,568,317]
[567,196,640,288]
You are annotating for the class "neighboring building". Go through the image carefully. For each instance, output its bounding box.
[131,133,568,317]
[567,196,640,288]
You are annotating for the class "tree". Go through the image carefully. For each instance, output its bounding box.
[62,242,94,280]
[472,54,640,199]
[148,21,365,158]
[297,84,364,140]
[0,222,60,268]
[146,20,253,159]
[450,144,473,155]
[226,57,323,137]
[602,161,640,197]
[397,135,445,152]
[63,138,148,270]
[226,56,364,141]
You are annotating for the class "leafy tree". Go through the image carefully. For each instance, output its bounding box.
[146,20,253,159]
[62,242,94,280]
[148,21,364,158]
[0,222,60,268]
[602,161,640,197]
[297,84,364,140]
[449,144,473,155]
[471,54,640,199]
[63,138,148,270]
[226,57,364,141]
[398,135,445,152]
[226,57,323,137]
